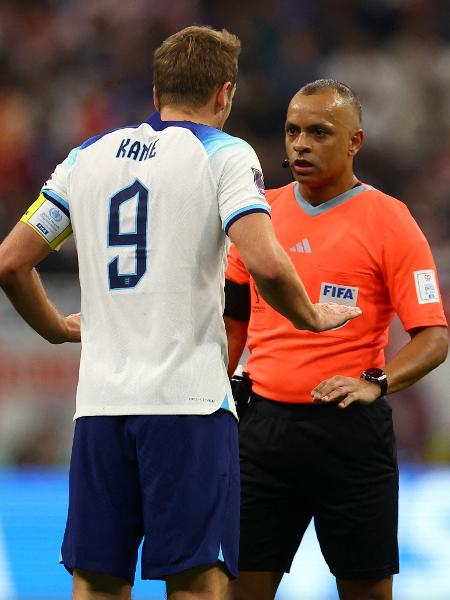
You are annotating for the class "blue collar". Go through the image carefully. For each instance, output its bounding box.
[146,112,217,136]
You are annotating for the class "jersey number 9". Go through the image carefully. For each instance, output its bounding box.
[108,179,149,290]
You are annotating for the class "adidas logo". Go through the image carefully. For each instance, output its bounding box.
[290,238,312,253]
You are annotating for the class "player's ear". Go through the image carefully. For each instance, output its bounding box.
[349,128,364,157]
[215,81,233,113]
[153,86,160,112]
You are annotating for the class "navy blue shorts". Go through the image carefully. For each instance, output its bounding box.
[61,410,239,584]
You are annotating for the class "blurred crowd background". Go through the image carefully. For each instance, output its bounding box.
[0,0,449,466]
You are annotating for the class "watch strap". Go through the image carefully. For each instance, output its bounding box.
[361,369,388,397]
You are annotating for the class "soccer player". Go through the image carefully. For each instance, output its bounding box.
[0,31,361,600]
[224,79,448,600]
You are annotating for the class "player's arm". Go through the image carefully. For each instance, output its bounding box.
[0,222,80,344]
[227,212,361,332]
[311,326,448,408]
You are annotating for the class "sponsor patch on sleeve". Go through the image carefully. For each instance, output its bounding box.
[20,193,72,250]
[414,270,440,304]
[251,167,265,197]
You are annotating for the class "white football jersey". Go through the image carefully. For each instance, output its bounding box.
[22,114,270,418]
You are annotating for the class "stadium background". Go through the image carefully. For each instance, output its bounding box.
[0,0,449,598]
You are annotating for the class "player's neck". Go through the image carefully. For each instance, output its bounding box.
[298,174,360,206]
[159,105,221,129]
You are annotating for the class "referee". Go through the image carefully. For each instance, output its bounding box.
[224,80,448,600]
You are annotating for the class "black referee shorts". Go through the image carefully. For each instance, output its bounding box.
[238,395,399,580]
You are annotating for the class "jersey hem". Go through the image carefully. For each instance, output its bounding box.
[73,404,238,420]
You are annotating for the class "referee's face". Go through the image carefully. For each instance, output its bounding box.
[284,90,363,200]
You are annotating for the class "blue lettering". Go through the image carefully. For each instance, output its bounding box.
[323,283,356,302]
[139,143,151,161]
[149,139,158,158]
[117,138,159,161]
[127,141,141,160]
[139,139,158,160]
[36,222,49,235]
[116,138,131,158]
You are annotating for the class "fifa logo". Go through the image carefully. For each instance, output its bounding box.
[322,284,355,300]
[319,282,359,307]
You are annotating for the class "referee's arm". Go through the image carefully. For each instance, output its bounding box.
[224,278,250,377]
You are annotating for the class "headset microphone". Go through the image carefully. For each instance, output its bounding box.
[282,159,289,168]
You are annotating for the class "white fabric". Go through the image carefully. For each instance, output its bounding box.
[42,118,270,418]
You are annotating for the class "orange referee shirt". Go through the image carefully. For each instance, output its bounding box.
[226,182,448,403]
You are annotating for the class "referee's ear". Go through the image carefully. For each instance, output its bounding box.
[349,128,364,157]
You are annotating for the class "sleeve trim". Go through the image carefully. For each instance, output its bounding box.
[403,317,448,331]
[42,189,70,213]
[224,206,271,234]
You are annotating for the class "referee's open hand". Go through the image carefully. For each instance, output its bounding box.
[312,302,362,332]
[311,375,381,408]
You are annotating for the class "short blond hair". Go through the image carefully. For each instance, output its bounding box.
[153,25,241,109]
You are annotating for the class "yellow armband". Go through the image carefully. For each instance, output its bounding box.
[21,193,73,251]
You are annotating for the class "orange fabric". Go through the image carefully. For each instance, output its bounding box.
[226,183,447,403]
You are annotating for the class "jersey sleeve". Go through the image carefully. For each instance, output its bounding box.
[21,151,74,250]
[381,206,447,331]
[216,140,271,234]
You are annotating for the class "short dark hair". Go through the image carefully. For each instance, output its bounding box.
[153,26,241,109]
[299,79,362,123]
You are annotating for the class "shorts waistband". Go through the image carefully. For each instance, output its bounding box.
[250,393,369,420]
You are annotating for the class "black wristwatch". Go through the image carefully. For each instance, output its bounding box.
[361,368,388,398]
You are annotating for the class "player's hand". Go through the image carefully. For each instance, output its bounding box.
[64,312,81,342]
[312,302,362,332]
[311,375,381,409]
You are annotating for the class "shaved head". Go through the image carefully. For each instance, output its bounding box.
[284,79,364,204]
[297,79,362,128]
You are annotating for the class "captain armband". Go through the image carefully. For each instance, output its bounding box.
[20,192,73,251]
[224,278,251,322]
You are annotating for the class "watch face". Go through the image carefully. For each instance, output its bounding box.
[362,368,388,397]
[364,368,385,379]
